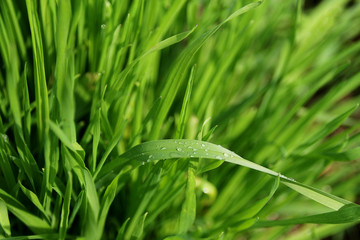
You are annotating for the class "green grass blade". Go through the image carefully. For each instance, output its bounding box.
[98,173,121,238]
[109,25,198,91]
[18,181,50,223]
[99,139,354,213]
[59,172,72,240]
[254,203,360,227]
[115,218,130,240]
[93,119,127,179]
[178,162,196,234]
[25,0,49,145]
[91,108,101,173]
[149,1,262,140]
[0,198,11,236]
[55,0,76,141]
[0,189,52,234]
[124,163,162,240]
[281,180,350,210]
[176,65,195,139]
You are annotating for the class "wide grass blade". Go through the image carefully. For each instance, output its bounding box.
[99,139,357,217]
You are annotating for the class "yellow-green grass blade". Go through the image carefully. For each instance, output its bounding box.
[0,198,11,236]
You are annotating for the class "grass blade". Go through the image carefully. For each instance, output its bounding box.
[0,198,11,236]
[99,139,355,215]
[59,172,72,240]
[254,203,360,227]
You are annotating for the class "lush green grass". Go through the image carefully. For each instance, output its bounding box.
[1,0,360,239]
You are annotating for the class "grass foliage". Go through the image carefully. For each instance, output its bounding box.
[1,0,360,239]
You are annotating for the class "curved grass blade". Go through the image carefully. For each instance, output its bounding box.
[98,139,356,215]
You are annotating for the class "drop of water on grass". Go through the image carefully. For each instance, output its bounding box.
[280,174,296,182]
[174,140,178,143]
[141,161,145,165]
[203,187,210,194]
[193,151,197,155]
[1,134,9,143]
[176,147,182,152]
[193,148,197,151]
[179,141,183,145]
[188,146,193,149]
[216,156,223,160]
[160,147,166,150]
[149,155,153,159]
[101,24,106,29]
[201,144,205,147]
[223,153,229,157]
[205,149,208,152]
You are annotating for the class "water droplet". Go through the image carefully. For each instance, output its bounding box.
[193,151,197,154]
[223,153,229,157]
[1,134,9,143]
[205,153,209,156]
[179,141,183,145]
[160,147,166,150]
[141,161,145,165]
[216,156,223,160]
[203,187,210,194]
[101,24,106,29]
[188,146,193,149]
[190,155,194,157]
[205,149,208,152]
[174,140,178,143]
[176,147,182,152]
[201,144,205,147]
[193,148,198,151]
[149,155,153,159]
